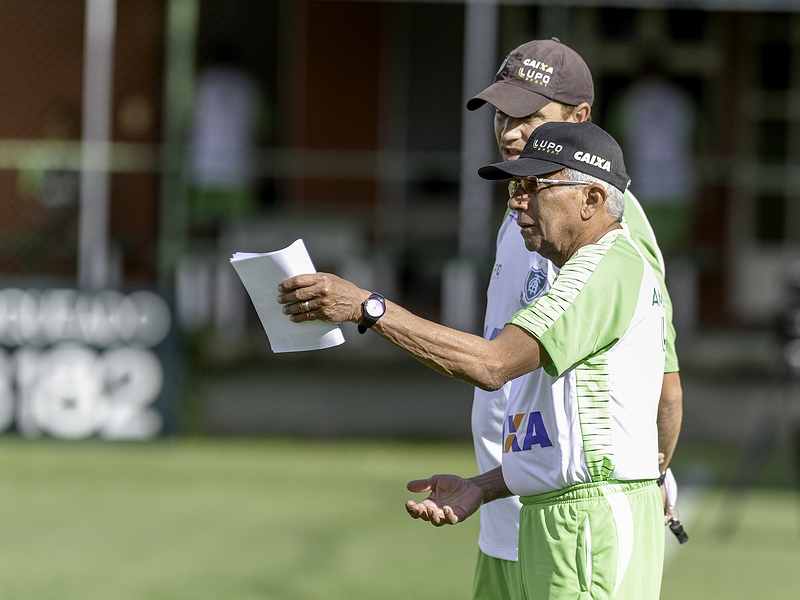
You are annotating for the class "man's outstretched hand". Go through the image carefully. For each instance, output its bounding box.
[405,474,484,527]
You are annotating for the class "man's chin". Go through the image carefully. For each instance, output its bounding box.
[520,234,538,253]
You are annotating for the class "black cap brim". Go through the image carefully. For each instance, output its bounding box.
[478,157,566,180]
[467,82,551,118]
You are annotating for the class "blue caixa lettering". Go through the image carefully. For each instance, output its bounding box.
[504,411,553,453]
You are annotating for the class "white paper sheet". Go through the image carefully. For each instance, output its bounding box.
[230,239,345,353]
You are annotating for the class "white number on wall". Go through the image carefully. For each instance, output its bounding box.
[4,343,164,440]
[99,346,164,440]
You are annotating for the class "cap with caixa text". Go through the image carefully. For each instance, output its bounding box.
[478,121,630,193]
[467,38,594,118]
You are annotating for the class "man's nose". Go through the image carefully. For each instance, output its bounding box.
[508,193,526,211]
[501,122,520,140]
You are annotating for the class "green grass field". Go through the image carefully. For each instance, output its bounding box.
[0,437,798,599]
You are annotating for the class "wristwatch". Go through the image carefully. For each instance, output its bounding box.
[358,292,386,334]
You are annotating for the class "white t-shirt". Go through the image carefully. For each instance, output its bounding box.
[472,209,557,561]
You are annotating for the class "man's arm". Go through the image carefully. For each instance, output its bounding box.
[405,467,511,527]
[658,371,682,470]
[277,273,549,391]
[658,371,683,523]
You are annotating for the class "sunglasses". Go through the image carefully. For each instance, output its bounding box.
[507,177,587,199]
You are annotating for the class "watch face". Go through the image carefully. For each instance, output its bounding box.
[365,297,384,318]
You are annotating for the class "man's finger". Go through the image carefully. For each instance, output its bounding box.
[405,500,424,519]
[277,274,318,293]
[443,505,460,525]
[405,501,434,521]
[426,505,440,524]
[407,478,434,493]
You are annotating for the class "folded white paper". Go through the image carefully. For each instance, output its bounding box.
[230,239,345,353]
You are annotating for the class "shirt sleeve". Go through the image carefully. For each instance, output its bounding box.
[622,191,680,372]
[510,236,644,378]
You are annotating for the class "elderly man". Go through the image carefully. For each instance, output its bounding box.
[278,121,666,599]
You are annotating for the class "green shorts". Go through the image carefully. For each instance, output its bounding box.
[519,480,663,600]
[472,549,520,600]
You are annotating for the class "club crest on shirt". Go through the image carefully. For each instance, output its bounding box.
[521,267,547,305]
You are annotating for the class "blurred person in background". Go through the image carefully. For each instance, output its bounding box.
[187,42,265,239]
[610,56,697,258]
[609,55,699,340]
[278,120,667,600]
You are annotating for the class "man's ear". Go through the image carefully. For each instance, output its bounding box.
[581,184,606,220]
[572,102,591,123]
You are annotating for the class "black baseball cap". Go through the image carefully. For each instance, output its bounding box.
[478,121,630,193]
[467,38,594,118]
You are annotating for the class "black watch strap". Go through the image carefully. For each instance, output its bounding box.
[358,293,386,334]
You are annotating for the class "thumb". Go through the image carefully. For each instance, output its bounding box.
[407,477,434,493]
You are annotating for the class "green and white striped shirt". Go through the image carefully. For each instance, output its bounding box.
[502,229,665,496]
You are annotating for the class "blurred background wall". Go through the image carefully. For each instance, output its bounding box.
[0,0,798,439]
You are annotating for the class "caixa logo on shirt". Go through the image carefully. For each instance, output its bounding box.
[521,267,548,305]
[504,412,553,453]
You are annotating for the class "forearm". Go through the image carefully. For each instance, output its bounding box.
[468,466,512,504]
[657,371,683,469]
[372,301,528,391]
[277,273,544,389]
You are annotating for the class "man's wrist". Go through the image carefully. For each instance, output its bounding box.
[358,292,386,334]
[469,468,511,504]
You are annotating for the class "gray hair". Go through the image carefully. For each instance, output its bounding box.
[560,168,625,222]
